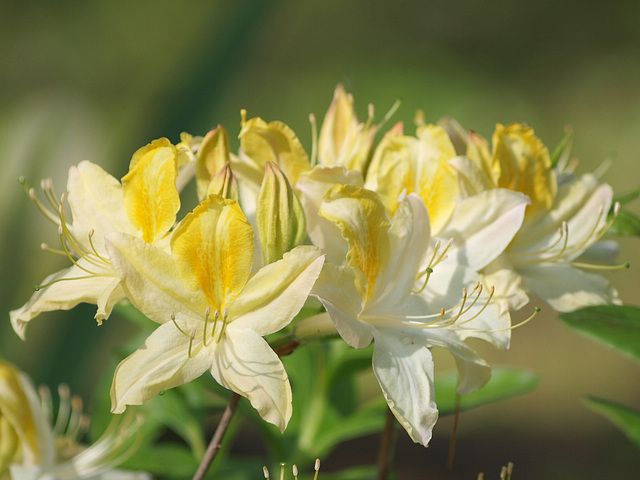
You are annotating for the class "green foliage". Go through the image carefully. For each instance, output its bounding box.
[435,368,540,415]
[559,305,640,362]
[582,396,640,450]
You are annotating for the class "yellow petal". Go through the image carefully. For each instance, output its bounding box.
[122,138,181,243]
[492,123,557,214]
[171,196,254,310]
[239,113,311,186]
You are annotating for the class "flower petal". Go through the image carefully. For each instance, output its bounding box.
[438,189,529,272]
[110,321,211,413]
[211,327,292,431]
[10,263,121,338]
[519,263,620,312]
[170,196,253,310]
[105,233,205,324]
[230,246,324,335]
[372,332,438,446]
[121,138,181,244]
[68,161,131,252]
[312,263,372,348]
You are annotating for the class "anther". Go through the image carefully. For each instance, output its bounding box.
[292,464,299,479]
[313,459,321,480]
[263,466,270,479]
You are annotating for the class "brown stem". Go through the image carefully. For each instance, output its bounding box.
[376,406,398,480]
[193,392,241,480]
[446,394,461,471]
[192,340,300,479]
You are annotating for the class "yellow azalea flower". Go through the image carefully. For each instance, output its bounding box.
[10,139,188,337]
[364,123,459,234]
[1,361,148,480]
[313,186,506,446]
[449,122,621,311]
[104,195,324,430]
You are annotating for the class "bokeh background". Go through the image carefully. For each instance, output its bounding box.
[1,1,639,478]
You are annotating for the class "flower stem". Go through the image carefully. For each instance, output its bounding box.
[193,392,241,480]
[192,340,301,480]
[376,406,398,480]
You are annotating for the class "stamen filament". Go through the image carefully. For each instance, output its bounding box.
[568,261,630,270]
[309,113,318,167]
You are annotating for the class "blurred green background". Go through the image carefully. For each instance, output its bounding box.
[1,1,639,478]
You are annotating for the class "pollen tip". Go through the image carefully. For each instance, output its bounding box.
[315,458,321,471]
[292,464,298,476]
[263,466,269,479]
[534,306,541,312]
[18,176,26,184]
[309,112,316,122]
[624,262,630,269]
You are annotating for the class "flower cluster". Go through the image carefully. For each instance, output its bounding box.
[10,86,623,448]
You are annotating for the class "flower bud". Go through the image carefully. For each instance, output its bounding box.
[206,162,239,202]
[257,162,306,264]
[196,125,232,201]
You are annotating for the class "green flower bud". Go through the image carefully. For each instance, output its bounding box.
[257,162,306,264]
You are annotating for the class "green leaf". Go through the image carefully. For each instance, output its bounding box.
[435,367,539,415]
[608,208,640,236]
[121,443,198,478]
[582,396,640,450]
[559,305,640,362]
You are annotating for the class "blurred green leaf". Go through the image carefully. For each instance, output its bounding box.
[607,208,640,236]
[435,367,539,415]
[121,443,198,478]
[582,396,640,450]
[319,464,378,480]
[559,305,640,362]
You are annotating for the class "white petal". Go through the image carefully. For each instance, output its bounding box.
[438,189,529,271]
[312,263,372,348]
[519,263,620,312]
[372,332,438,446]
[110,322,211,413]
[373,194,431,306]
[68,161,132,251]
[10,263,121,339]
[211,327,292,431]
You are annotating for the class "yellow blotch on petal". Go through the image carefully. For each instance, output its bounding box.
[492,123,557,214]
[122,138,181,243]
[171,196,254,310]
[366,124,458,234]
[320,185,390,301]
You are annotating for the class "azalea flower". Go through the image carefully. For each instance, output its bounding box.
[312,185,506,445]
[449,122,621,311]
[0,360,148,480]
[104,195,324,431]
[11,139,189,337]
